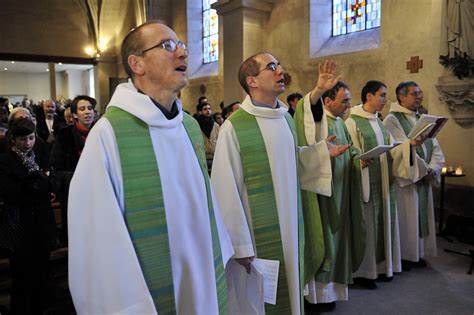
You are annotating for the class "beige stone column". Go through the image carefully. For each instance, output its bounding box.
[48,63,56,100]
[94,56,117,114]
[212,0,274,104]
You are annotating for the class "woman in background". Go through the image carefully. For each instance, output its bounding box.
[50,95,96,245]
[0,118,57,314]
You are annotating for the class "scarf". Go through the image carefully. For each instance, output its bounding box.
[74,122,91,156]
[11,146,40,173]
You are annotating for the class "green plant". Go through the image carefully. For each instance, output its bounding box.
[439,51,474,79]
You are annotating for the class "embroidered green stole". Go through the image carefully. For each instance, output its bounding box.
[294,103,365,285]
[104,107,227,314]
[315,116,366,283]
[293,104,325,285]
[351,114,396,263]
[228,109,304,314]
[391,112,433,237]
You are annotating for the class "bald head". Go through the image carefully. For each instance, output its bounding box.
[238,52,264,94]
[121,20,167,80]
[43,100,56,118]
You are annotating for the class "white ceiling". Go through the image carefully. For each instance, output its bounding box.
[0,60,93,73]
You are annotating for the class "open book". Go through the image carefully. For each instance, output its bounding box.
[359,142,401,160]
[408,114,448,139]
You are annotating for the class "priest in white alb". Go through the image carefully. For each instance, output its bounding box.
[68,21,233,314]
[345,80,422,289]
[383,81,445,269]
[211,55,348,314]
[295,81,365,309]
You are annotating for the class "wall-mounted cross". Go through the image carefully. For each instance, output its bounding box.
[406,56,423,73]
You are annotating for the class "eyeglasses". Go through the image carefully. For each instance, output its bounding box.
[140,39,187,55]
[341,99,351,106]
[255,61,282,76]
[407,91,422,97]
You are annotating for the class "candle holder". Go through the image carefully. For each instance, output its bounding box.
[455,166,463,175]
[447,165,455,174]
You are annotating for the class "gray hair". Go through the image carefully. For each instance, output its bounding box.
[395,81,419,103]
[8,107,33,122]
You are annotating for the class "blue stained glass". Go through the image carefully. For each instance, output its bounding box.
[203,10,210,37]
[203,0,219,64]
[332,0,381,36]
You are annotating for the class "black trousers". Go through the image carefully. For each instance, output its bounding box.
[9,241,51,315]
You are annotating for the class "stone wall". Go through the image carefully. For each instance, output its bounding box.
[196,0,474,187]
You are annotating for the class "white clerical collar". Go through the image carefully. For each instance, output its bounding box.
[352,104,378,120]
[240,95,287,119]
[324,108,340,120]
[389,102,416,116]
[107,82,184,129]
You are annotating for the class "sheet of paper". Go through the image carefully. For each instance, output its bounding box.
[252,258,280,305]
[358,142,400,160]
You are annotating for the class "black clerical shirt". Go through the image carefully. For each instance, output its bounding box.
[137,89,179,120]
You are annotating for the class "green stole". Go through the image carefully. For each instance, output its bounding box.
[228,108,304,314]
[315,116,366,284]
[293,101,365,286]
[104,107,227,314]
[293,103,325,285]
[391,112,433,237]
[351,114,396,263]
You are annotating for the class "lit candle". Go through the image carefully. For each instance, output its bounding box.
[441,167,447,175]
[455,167,463,175]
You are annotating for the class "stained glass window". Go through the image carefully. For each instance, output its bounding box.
[332,0,381,36]
[203,0,218,63]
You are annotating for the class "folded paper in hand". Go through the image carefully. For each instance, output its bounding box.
[252,258,280,305]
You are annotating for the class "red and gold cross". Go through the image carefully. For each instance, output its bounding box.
[346,0,366,24]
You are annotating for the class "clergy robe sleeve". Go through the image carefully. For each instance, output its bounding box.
[297,93,332,196]
[298,141,332,196]
[384,114,426,187]
[68,119,156,315]
[427,138,446,187]
[211,121,256,259]
[388,132,418,182]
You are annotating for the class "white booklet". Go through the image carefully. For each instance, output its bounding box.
[359,142,401,160]
[408,114,448,139]
[252,258,280,305]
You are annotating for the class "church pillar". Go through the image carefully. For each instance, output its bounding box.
[48,63,56,100]
[94,56,117,114]
[213,0,275,104]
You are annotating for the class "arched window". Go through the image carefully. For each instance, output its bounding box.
[309,0,381,58]
[333,0,381,36]
[202,0,218,64]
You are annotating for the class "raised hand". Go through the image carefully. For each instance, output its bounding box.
[310,60,342,105]
[317,60,341,91]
